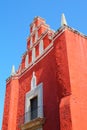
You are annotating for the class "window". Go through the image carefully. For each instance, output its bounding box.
[39,39,44,55]
[30,96,38,120]
[25,83,43,123]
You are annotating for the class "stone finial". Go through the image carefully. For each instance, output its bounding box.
[61,13,67,26]
[11,65,15,76]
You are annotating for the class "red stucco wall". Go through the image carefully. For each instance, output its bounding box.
[2,78,19,130]
[54,30,72,130]
[2,82,11,130]
[16,48,60,130]
[2,19,87,130]
[65,29,87,130]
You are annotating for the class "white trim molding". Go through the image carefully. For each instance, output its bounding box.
[32,23,35,31]
[25,54,29,68]
[25,83,43,123]
[39,39,44,55]
[32,47,35,62]
[35,30,38,42]
[31,72,36,90]
[30,37,33,48]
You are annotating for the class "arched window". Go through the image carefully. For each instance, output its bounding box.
[31,72,36,90]
[25,54,29,68]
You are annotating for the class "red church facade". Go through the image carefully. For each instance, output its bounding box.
[2,15,87,130]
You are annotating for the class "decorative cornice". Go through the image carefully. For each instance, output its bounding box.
[55,25,87,39]
[27,22,50,42]
[30,16,46,27]
[28,29,48,50]
[6,23,87,83]
[66,26,87,38]
[22,29,49,58]
[6,75,19,84]
[6,26,65,82]
[19,43,54,79]
[20,117,45,130]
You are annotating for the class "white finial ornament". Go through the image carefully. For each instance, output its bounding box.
[61,13,67,26]
[11,65,15,76]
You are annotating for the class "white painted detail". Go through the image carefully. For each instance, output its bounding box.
[19,43,54,79]
[61,13,67,26]
[25,54,29,68]
[35,31,38,42]
[32,24,35,31]
[39,39,44,55]
[11,65,15,76]
[48,35,52,40]
[30,37,33,48]
[32,47,35,62]
[25,83,43,123]
[31,72,36,90]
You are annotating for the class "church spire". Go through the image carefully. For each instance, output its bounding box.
[11,65,15,76]
[61,13,67,26]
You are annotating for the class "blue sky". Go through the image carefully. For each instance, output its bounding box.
[0,0,87,128]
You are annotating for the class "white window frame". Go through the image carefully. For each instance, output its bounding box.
[25,83,43,123]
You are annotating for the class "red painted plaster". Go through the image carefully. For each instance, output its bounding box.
[65,29,87,130]
[2,17,87,130]
[2,78,19,130]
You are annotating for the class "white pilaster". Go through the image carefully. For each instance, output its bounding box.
[30,37,33,48]
[39,39,44,55]
[32,47,35,62]
[25,54,29,68]
[35,31,38,42]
